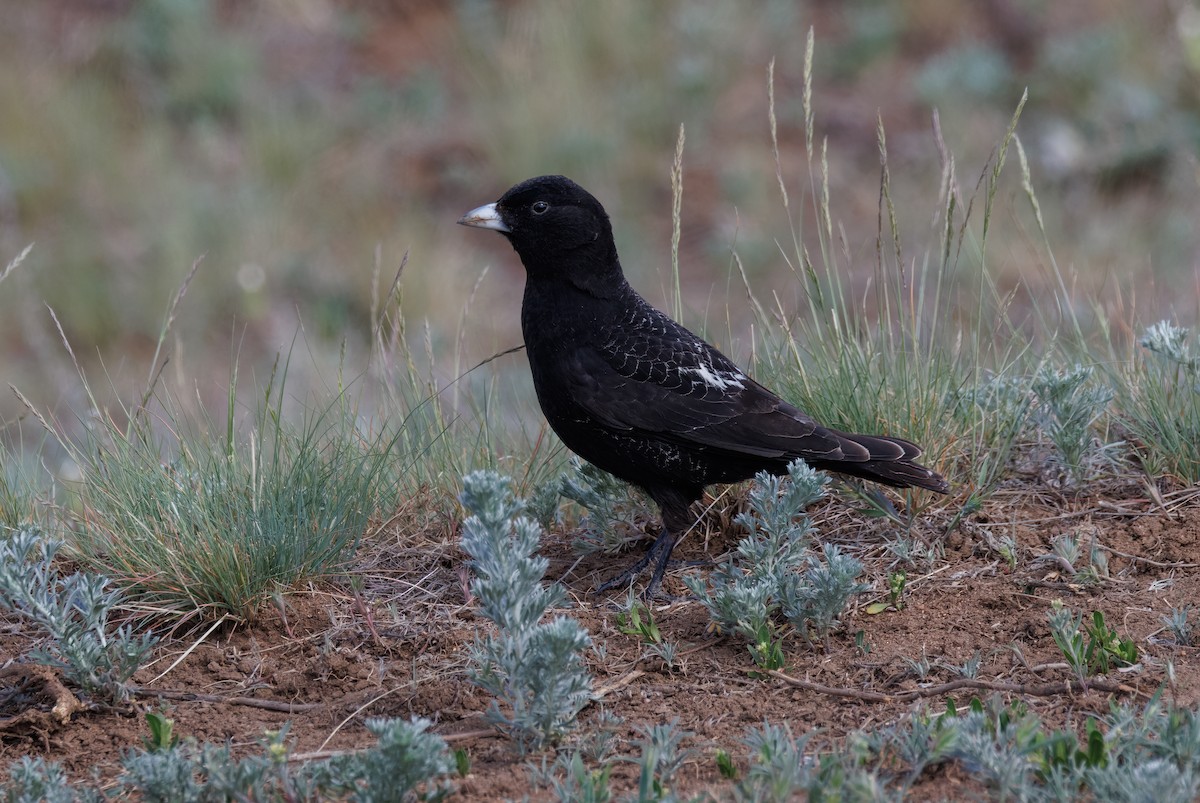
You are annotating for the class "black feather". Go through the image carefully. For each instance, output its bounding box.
[460,175,949,597]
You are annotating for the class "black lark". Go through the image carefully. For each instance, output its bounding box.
[460,175,948,598]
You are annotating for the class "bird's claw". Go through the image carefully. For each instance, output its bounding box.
[594,530,686,601]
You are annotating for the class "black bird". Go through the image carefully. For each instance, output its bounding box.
[459,175,949,598]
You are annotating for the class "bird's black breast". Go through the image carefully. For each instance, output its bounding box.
[520,282,633,465]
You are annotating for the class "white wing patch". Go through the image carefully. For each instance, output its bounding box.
[683,362,747,391]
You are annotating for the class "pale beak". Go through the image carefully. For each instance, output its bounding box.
[457,202,511,233]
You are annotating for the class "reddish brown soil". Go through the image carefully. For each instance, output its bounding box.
[4,480,1199,800]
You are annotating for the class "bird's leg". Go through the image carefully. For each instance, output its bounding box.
[596,488,697,599]
[641,528,680,600]
[595,526,679,598]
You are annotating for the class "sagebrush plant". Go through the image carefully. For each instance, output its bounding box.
[733,722,818,803]
[312,717,455,801]
[1047,532,1082,571]
[559,455,647,555]
[530,750,614,803]
[946,701,1044,798]
[725,696,1200,802]
[1047,603,1137,685]
[1163,606,1193,647]
[525,476,564,529]
[1086,759,1200,803]
[683,459,826,632]
[119,729,301,802]
[779,543,870,648]
[1039,531,1109,584]
[2,756,102,803]
[685,460,866,662]
[628,719,693,803]
[882,710,958,784]
[459,470,593,754]
[1031,362,1114,484]
[886,532,939,572]
[852,698,1057,800]
[942,697,1111,800]
[733,721,893,803]
[114,716,453,802]
[947,651,983,680]
[0,528,156,705]
[902,649,934,682]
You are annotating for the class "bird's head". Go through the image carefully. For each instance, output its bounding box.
[458,175,622,286]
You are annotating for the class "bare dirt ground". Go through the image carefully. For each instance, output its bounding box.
[4,475,1199,800]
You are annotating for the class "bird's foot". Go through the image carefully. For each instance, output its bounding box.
[595,530,680,600]
[595,545,659,593]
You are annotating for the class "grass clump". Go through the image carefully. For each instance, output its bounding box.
[52,366,397,621]
[0,527,156,705]
[948,373,1035,501]
[749,49,1035,512]
[0,438,42,532]
[1109,320,1200,483]
[459,470,593,754]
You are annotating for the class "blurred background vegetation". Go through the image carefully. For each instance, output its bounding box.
[1,0,1197,438]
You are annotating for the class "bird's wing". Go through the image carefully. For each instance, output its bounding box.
[566,310,868,463]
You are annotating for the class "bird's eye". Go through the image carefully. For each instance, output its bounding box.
[531,200,550,215]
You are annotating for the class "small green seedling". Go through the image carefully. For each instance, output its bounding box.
[142,711,179,752]
[715,748,738,780]
[453,748,471,778]
[618,595,662,645]
[1084,611,1138,672]
[748,621,787,676]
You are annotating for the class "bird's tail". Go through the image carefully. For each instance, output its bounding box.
[813,431,950,494]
